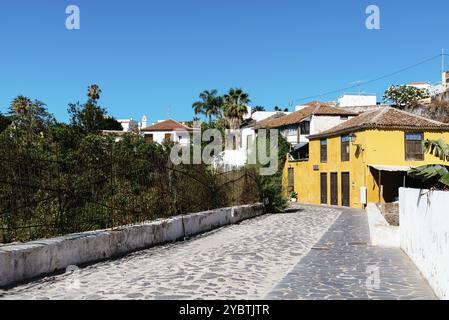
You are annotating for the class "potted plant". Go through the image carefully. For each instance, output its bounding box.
[290,191,298,202]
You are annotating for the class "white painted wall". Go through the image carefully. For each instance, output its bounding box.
[0,204,264,288]
[143,131,190,146]
[338,94,377,107]
[310,115,355,135]
[366,203,400,248]
[118,119,138,132]
[399,187,449,300]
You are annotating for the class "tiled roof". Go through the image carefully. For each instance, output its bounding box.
[309,107,449,139]
[250,112,287,129]
[141,119,193,132]
[255,103,357,129]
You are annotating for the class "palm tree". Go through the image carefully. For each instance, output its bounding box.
[252,106,266,113]
[192,90,223,124]
[87,84,102,103]
[408,139,449,188]
[10,96,32,115]
[223,88,250,130]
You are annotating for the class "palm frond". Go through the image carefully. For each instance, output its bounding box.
[409,165,449,188]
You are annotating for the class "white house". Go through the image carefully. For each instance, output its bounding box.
[117,119,139,132]
[211,111,289,171]
[255,102,358,160]
[140,119,193,146]
[338,94,377,107]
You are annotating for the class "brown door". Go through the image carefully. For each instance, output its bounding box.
[320,173,327,205]
[341,172,350,207]
[330,173,338,206]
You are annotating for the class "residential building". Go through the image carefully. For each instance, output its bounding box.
[295,101,336,112]
[140,119,194,145]
[117,118,139,132]
[255,102,358,160]
[283,107,449,209]
[338,94,377,108]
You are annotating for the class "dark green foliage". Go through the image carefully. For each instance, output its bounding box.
[408,139,449,190]
[0,113,11,133]
[0,90,259,244]
[383,85,429,108]
[68,84,122,134]
[101,117,123,131]
[252,132,290,213]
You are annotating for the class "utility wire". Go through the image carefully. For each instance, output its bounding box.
[294,54,444,103]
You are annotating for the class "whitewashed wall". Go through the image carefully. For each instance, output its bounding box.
[143,131,190,146]
[310,115,355,135]
[399,187,449,300]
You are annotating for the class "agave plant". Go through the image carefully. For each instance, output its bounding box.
[408,139,449,188]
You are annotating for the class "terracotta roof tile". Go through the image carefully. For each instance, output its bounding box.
[309,107,449,139]
[141,119,193,132]
[255,103,357,129]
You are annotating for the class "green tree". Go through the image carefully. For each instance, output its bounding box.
[383,85,429,108]
[87,84,102,103]
[7,96,55,144]
[0,112,11,133]
[192,89,223,124]
[223,88,250,130]
[252,133,290,212]
[408,139,449,189]
[101,117,124,131]
[68,84,121,134]
[252,106,266,113]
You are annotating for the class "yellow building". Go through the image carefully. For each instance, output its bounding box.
[283,107,449,209]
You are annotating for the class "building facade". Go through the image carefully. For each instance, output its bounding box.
[140,119,193,145]
[283,107,449,209]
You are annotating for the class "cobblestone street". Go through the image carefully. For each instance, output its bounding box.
[0,205,436,300]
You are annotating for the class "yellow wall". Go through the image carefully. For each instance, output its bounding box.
[284,129,449,208]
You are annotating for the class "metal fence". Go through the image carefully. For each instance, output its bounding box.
[0,144,260,244]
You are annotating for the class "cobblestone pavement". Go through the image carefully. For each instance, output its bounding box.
[0,205,340,300]
[266,208,437,300]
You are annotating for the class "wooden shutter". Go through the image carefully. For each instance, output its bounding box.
[320,139,327,163]
[165,133,173,142]
[405,133,424,161]
[320,173,328,205]
[341,172,350,207]
[330,173,338,206]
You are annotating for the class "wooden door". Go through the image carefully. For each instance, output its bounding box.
[320,173,327,205]
[330,173,338,206]
[341,172,350,207]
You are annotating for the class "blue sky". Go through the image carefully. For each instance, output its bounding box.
[0,0,447,122]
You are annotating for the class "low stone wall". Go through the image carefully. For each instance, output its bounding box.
[400,188,449,300]
[366,203,400,248]
[0,204,264,288]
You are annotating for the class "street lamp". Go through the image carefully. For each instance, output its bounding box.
[349,132,357,143]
